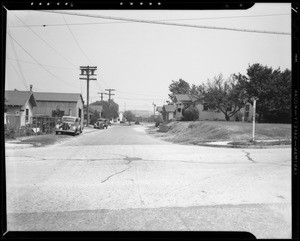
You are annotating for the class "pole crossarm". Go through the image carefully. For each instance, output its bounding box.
[79,65,98,126]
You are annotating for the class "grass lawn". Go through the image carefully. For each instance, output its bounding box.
[154,121,291,145]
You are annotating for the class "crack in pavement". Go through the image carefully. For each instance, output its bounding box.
[100,154,138,183]
[242,150,257,163]
[101,166,132,183]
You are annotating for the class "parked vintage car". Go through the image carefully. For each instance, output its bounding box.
[94,118,109,129]
[55,116,83,136]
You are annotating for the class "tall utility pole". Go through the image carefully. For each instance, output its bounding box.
[80,66,97,126]
[152,102,156,117]
[105,89,115,104]
[97,92,105,101]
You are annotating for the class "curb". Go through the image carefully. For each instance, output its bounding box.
[195,143,291,149]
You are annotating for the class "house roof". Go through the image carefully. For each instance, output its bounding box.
[34,92,84,103]
[174,94,192,102]
[163,105,176,112]
[5,90,37,107]
[156,106,163,112]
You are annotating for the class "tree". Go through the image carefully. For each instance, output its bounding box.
[168,79,191,101]
[90,110,100,125]
[200,74,248,121]
[123,111,135,124]
[235,64,291,123]
[91,100,119,119]
[183,106,199,121]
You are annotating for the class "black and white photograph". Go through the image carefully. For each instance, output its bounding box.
[3,2,294,239]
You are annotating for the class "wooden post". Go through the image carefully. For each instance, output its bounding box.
[252,98,258,142]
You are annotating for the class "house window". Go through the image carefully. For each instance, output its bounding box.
[245,104,250,111]
[203,103,209,111]
[25,109,29,122]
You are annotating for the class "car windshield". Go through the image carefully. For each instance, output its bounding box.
[62,117,76,122]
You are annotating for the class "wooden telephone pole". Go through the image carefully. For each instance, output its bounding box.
[152,102,156,117]
[80,66,97,126]
[105,89,115,104]
[98,92,105,101]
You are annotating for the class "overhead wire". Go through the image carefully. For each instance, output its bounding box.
[7,58,24,84]
[8,13,290,28]
[61,11,94,64]
[116,90,165,97]
[7,32,81,90]
[42,10,291,35]
[7,30,29,90]
[6,56,74,69]
[11,12,79,69]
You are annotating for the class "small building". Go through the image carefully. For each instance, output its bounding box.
[156,106,163,113]
[83,105,102,125]
[5,90,38,127]
[33,92,84,126]
[162,104,176,121]
[171,93,254,121]
[193,99,254,121]
[172,94,193,120]
[118,112,124,122]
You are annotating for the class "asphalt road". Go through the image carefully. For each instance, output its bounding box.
[5,124,291,238]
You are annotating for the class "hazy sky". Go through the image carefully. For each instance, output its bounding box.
[5,3,291,112]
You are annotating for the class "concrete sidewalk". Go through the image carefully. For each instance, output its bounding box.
[200,139,291,148]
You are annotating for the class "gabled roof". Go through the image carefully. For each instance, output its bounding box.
[174,94,192,102]
[163,105,176,112]
[5,90,37,107]
[34,92,84,103]
[156,106,163,112]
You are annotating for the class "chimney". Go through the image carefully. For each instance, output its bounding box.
[30,85,33,92]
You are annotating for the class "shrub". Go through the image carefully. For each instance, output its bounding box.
[155,115,164,127]
[234,111,243,121]
[183,106,199,121]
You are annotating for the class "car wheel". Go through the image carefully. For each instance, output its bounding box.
[55,131,58,135]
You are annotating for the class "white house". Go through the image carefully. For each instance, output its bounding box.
[5,90,38,127]
[162,104,176,121]
[170,93,254,122]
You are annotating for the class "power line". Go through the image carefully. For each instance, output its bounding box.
[116,97,166,101]
[8,58,23,84]
[42,10,291,35]
[61,12,94,64]
[159,13,291,22]
[7,32,80,89]
[8,30,29,90]
[6,56,74,69]
[9,13,290,28]
[116,90,165,97]
[11,12,78,69]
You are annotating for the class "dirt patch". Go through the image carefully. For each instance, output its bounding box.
[145,121,291,147]
[6,133,74,147]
